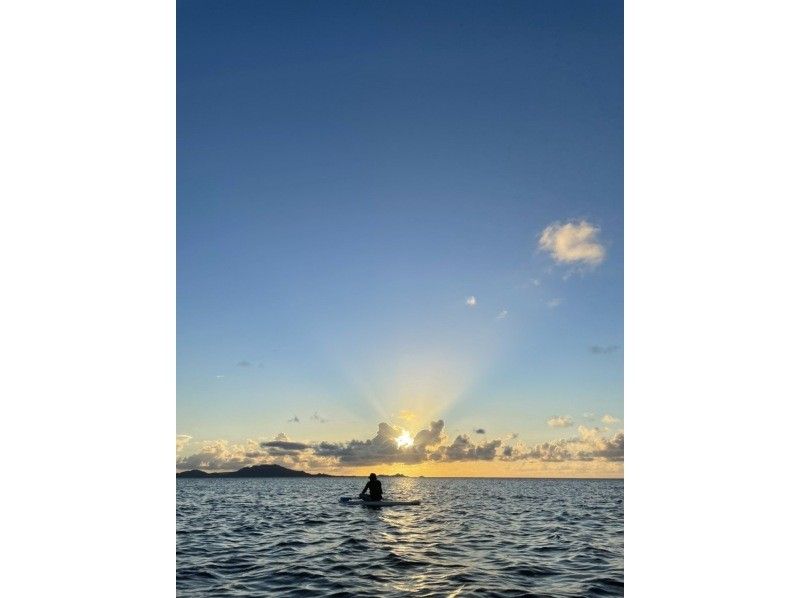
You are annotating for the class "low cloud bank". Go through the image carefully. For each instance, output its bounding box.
[176,421,623,471]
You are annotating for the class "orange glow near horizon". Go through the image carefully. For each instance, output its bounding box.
[322,458,624,479]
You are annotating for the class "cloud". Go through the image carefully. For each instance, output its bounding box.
[431,435,502,461]
[465,296,477,307]
[260,439,311,451]
[496,309,508,320]
[215,375,225,379]
[601,414,620,425]
[310,412,328,423]
[548,416,573,428]
[313,420,446,466]
[176,433,321,471]
[572,426,624,461]
[287,415,300,423]
[527,441,576,462]
[176,439,265,471]
[583,412,595,420]
[237,360,252,368]
[538,221,606,266]
[176,435,192,453]
[177,421,623,472]
[260,433,313,456]
[413,420,445,448]
[546,298,561,308]
[500,444,520,461]
[590,345,620,354]
[579,426,623,458]
[593,431,624,461]
[516,427,624,463]
[474,428,486,434]
[315,422,427,466]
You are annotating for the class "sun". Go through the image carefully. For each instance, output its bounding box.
[395,430,414,448]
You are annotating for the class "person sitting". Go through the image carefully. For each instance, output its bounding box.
[359,473,382,501]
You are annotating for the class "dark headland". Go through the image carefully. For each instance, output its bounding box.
[176,464,332,478]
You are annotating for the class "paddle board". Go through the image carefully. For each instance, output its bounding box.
[339,497,421,507]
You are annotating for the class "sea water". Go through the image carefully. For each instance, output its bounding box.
[177,477,623,597]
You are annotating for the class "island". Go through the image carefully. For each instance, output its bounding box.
[176,464,333,478]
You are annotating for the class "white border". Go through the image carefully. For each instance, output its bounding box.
[2,0,799,594]
[1,1,175,594]
[626,0,800,594]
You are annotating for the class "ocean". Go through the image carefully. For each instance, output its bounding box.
[177,477,623,597]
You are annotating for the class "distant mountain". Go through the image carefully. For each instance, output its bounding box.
[176,464,333,478]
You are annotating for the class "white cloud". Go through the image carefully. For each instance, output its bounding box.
[496,309,508,320]
[548,416,573,428]
[176,435,192,453]
[547,298,561,308]
[601,414,620,425]
[519,427,624,462]
[465,296,477,307]
[176,439,265,471]
[538,221,606,266]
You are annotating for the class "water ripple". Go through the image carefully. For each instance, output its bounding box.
[177,478,623,596]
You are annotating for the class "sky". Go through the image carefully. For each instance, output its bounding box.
[177,0,623,477]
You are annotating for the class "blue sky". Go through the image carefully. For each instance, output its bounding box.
[177,0,623,476]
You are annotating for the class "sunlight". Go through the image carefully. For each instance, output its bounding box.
[395,430,414,448]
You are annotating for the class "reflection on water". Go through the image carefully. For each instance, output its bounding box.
[177,477,623,597]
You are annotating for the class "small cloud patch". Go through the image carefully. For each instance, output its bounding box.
[539,221,606,266]
[176,435,192,453]
[548,416,573,428]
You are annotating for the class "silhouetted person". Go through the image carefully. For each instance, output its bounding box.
[360,473,382,501]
